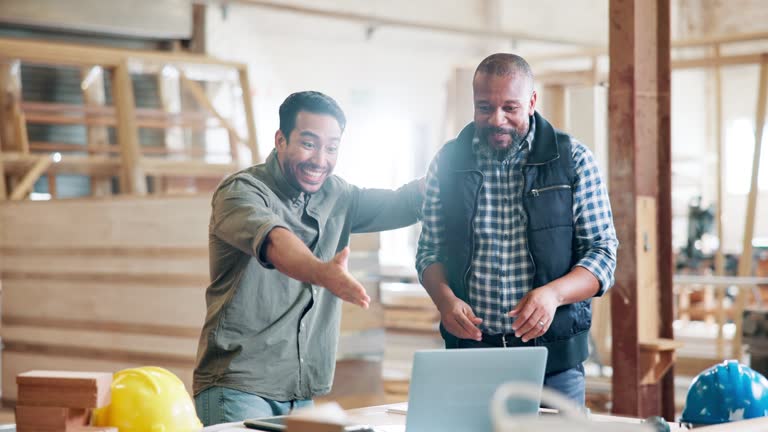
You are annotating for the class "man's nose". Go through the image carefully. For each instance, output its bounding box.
[489,109,506,127]
[310,148,326,166]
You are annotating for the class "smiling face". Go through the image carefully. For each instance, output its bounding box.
[473,71,537,152]
[275,110,341,194]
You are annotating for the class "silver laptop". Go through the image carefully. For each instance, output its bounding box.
[405,347,547,432]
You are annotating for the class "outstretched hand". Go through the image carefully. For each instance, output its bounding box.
[317,246,370,308]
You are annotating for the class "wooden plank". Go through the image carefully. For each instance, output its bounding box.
[0,37,244,68]
[733,57,768,359]
[238,67,260,164]
[3,152,120,177]
[2,351,194,403]
[140,157,237,177]
[9,155,52,200]
[17,370,112,408]
[15,406,88,431]
[1,325,198,359]
[112,62,146,195]
[672,53,764,70]
[0,196,210,248]
[637,196,660,343]
[1,279,205,328]
[0,247,207,275]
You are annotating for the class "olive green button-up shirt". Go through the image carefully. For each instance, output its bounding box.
[193,150,422,400]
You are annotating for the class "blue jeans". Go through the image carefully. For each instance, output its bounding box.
[194,386,313,426]
[457,339,586,405]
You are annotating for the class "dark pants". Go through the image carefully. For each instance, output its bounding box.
[457,338,586,405]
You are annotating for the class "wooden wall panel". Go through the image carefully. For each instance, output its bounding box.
[0,195,382,404]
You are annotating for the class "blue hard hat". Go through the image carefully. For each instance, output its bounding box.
[680,360,768,425]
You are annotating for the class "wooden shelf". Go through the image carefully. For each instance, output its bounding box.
[639,338,684,384]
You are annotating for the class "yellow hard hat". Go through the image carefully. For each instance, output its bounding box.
[92,366,202,432]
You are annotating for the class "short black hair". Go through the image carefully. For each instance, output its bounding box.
[474,53,534,90]
[278,91,346,138]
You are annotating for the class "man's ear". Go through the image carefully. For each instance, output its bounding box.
[275,129,287,150]
[528,90,538,116]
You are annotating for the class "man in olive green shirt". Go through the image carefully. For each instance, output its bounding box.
[193,91,423,425]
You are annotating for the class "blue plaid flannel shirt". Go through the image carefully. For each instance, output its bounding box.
[416,117,618,334]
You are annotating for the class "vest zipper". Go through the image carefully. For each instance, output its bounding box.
[529,184,571,196]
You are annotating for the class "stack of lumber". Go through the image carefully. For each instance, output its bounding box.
[15,371,115,432]
[380,282,443,399]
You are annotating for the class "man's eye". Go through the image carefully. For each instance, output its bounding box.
[302,141,316,149]
[326,146,338,154]
[505,106,518,112]
[477,106,490,113]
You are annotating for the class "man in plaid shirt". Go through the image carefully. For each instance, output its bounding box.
[416,53,618,404]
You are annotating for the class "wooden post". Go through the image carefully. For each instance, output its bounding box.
[712,45,727,360]
[238,67,260,164]
[0,61,22,153]
[609,0,674,418]
[0,149,6,201]
[733,57,768,359]
[81,66,113,197]
[656,0,675,420]
[112,62,146,195]
[9,155,52,200]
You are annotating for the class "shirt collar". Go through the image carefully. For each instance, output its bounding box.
[266,149,305,203]
[472,115,536,161]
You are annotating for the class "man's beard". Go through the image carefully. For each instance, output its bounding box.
[479,126,527,159]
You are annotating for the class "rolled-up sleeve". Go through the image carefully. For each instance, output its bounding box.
[210,176,289,269]
[415,152,445,282]
[349,178,423,233]
[571,141,619,296]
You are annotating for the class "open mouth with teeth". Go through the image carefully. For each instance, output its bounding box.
[296,164,328,186]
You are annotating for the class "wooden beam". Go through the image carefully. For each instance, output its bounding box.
[9,155,52,200]
[140,158,236,178]
[205,0,600,47]
[2,153,120,177]
[672,53,764,70]
[673,30,768,48]
[733,56,768,359]
[81,66,112,197]
[0,37,243,69]
[12,101,29,154]
[0,61,21,153]
[112,62,147,195]
[180,73,244,149]
[238,67,260,164]
[609,0,673,418]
